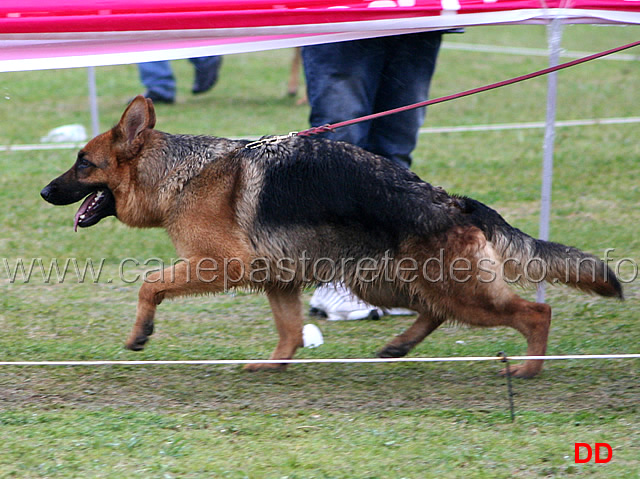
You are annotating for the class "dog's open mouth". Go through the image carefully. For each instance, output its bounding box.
[73,189,116,231]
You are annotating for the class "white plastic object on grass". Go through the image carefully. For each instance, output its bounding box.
[302,324,324,348]
[41,124,88,143]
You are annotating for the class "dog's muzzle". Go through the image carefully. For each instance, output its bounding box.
[41,181,117,231]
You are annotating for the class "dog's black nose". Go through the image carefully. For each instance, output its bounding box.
[40,184,54,202]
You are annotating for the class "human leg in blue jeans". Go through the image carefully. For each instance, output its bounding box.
[138,56,223,104]
[138,61,176,103]
[302,32,442,319]
[190,56,223,95]
[302,32,442,168]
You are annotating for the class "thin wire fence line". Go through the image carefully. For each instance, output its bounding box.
[3,116,640,153]
[1,142,86,152]
[1,354,639,367]
[418,116,640,134]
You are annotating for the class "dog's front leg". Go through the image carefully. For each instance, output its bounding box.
[125,276,165,351]
[244,286,304,372]
[125,259,228,351]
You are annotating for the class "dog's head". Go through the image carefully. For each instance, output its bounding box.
[41,96,156,230]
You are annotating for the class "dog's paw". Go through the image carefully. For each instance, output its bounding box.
[377,344,410,358]
[243,362,288,372]
[499,362,542,379]
[125,323,154,351]
[125,335,149,351]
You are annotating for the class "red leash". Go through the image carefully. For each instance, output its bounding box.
[297,39,640,137]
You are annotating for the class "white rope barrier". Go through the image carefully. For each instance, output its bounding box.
[0,142,87,152]
[418,116,640,135]
[3,117,640,153]
[1,354,638,367]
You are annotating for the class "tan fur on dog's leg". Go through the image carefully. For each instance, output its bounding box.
[126,281,163,351]
[125,259,229,351]
[449,288,552,379]
[498,300,551,378]
[245,286,304,372]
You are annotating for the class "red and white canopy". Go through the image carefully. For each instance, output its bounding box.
[1,0,640,72]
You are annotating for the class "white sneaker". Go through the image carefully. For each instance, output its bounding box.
[309,283,382,321]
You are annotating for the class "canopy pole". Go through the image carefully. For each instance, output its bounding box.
[537,19,564,304]
[87,67,100,137]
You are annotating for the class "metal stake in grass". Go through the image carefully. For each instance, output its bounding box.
[498,352,516,422]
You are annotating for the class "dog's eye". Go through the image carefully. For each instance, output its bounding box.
[77,157,94,170]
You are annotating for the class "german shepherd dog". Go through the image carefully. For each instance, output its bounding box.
[41,96,623,378]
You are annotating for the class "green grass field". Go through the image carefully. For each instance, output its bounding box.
[1,24,639,478]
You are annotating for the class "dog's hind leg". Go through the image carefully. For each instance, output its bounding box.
[245,286,304,372]
[497,298,551,379]
[377,310,445,359]
[451,293,552,379]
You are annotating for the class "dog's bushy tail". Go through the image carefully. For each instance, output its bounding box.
[465,198,623,299]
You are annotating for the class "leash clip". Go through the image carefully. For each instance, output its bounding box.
[245,132,298,150]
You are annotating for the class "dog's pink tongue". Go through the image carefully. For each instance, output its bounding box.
[73,193,96,232]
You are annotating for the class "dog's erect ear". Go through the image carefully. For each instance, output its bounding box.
[118,95,156,145]
[145,98,157,130]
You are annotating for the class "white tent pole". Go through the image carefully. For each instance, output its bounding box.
[536,19,564,304]
[87,67,100,137]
